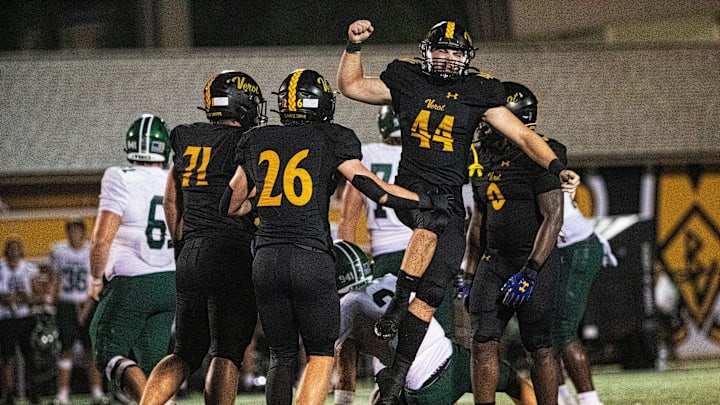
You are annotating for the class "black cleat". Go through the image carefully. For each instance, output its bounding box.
[375,367,407,405]
[378,396,401,405]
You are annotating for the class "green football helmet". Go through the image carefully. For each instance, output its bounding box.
[125,114,171,163]
[332,240,373,295]
[377,105,401,140]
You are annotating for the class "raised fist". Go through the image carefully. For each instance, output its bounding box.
[348,20,374,44]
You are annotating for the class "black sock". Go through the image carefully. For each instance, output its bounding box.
[395,312,430,362]
[383,270,419,321]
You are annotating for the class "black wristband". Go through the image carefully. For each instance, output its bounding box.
[525,259,541,271]
[345,41,362,53]
[548,158,566,177]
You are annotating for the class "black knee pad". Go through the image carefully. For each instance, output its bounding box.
[415,267,456,308]
[426,211,449,234]
[521,333,554,352]
[531,346,556,359]
[176,350,206,374]
[268,352,298,378]
[472,332,498,344]
[416,282,446,308]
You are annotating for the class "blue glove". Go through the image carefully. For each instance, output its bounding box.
[460,283,471,312]
[457,272,474,312]
[500,266,537,308]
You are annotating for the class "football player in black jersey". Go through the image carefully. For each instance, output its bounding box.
[222,69,450,405]
[338,19,579,405]
[140,71,266,405]
[462,81,567,405]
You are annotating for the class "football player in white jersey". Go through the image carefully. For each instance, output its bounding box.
[88,114,176,404]
[339,105,412,277]
[0,238,41,404]
[50,218,109,405]
[332,240,536,405]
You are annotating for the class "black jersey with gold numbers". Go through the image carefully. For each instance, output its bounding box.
[170,122,255,238]
[236,122,362,252]
[470,138,566,254]
[380,59,506,187]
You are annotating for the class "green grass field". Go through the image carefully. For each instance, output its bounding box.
[17,360,720,405]
[177,360,720,405]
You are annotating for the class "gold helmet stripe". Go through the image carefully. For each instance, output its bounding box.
[204,73,218,110]
[288,70,304,112]
[445,22,455,39]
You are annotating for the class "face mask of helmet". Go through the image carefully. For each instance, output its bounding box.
[419,21,476,79]
[475,122,513,155]
[502,81,538,129]
[378,105,401,140]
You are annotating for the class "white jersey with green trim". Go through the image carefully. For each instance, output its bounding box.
[50,241,90,303]
[557,193,595,248]
[98,165,175,279]
[360,143,413,256]
[0,259,38,319]
[337,274,452,390]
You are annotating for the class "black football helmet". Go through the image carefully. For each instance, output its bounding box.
[503,81,538,129]
[277,69,336,125]
[31,319,61,355]
[420,21,477,79]
[201,70,267,128]
[377,105,400,140]
[332,240,373,295]
[125,114,171,163]
[475,81,539,155]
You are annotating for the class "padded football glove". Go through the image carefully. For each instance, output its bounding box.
[458,272,475,312]
[500,265,537,308]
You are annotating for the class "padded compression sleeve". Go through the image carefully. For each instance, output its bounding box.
[351,175,419,210]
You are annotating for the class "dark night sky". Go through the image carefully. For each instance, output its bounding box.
[0,0,497,50]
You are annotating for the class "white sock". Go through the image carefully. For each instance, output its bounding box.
[56,388,70,402]
[243,373,255,386]
[558,384,578,405]
[578,390,602,405]
[91,386,104,400]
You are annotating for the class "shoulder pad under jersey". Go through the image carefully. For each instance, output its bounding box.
[474,72,495,80]
[397,57,419,64]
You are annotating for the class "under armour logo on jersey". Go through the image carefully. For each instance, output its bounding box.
[501,161,510,167]
[481,254,491,261]
[446,92,458,99]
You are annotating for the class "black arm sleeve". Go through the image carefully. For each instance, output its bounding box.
[219,185,233,216]
[350,175,421,210]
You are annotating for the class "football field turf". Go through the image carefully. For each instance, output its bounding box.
[174,360,720,405]
[20,360,720,404]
